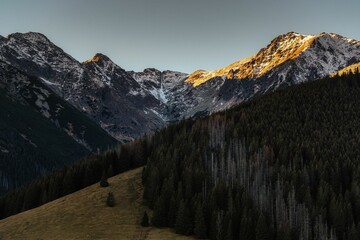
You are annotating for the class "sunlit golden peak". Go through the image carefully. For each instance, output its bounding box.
[83,53,110,64]
[186,32,319,87]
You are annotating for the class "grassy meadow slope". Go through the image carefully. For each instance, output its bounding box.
[0,168,195,240]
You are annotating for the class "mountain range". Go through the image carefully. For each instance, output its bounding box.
[0,31,360,194]
[1,32,360,142]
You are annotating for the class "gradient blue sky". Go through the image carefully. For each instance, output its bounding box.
[1,0,359,73]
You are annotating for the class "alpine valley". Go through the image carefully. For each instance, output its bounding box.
[1,29,360,240]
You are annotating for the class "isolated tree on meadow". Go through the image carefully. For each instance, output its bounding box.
[106,192,115,207]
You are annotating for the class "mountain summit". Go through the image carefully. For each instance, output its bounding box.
[83,53,113,64]
[186,32,360,87]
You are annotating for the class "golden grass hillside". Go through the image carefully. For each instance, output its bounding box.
[0,168,196,240]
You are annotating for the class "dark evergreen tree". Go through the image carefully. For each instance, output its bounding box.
[256,214,272,240]
[194,204,207,239]
[167,195,177,227]
[151,194,168,227]
[141,211,149,227]
[239,215,254,240]
[225,218,234,240]
[100,172,109,188]
[175,200,193,235]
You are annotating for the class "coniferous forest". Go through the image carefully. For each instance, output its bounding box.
[2,71,360,240]
[142,71,360,240]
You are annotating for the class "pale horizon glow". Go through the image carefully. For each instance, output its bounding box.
[1,0,360,73]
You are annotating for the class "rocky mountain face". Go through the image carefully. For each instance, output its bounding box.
[0,60,117,150]
[0,33,166,141]
[1,32,360,141]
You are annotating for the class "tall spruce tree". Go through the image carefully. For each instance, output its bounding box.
[151,194,168,227]
[175,200,193,235]
[194,204,207,239]
[141,211,149,227]
[256,214,271,240]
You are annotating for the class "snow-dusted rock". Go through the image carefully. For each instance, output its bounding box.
[1,31,359,141]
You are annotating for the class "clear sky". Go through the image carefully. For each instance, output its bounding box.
[1,0,359,73]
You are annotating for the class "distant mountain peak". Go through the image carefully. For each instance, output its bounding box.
[143,68,161,73]
[6,32,51,43]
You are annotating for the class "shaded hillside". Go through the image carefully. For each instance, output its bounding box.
[0,138,148,219]
[0,61,117,194]
[0,88,88,195]
[0,168,194,240]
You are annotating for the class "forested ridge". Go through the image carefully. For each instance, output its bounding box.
[142,71,360,240]
[2,71,360,240]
